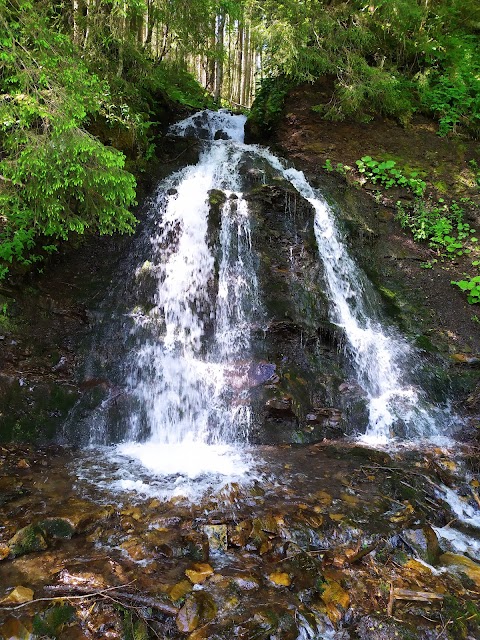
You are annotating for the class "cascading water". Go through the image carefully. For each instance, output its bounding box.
[115,112,259,482]
[253,148,453,444]
[87,108,454,492]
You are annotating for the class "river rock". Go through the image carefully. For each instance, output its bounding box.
[56,500,114,534]
[8,524,48,558]
[0,617,34,640]
[231,574,260,591]
[185,562,214,584]
[439,552,480,586]
[401,525,441,564]
[176,592,217,633]
[265,396,295,416]
[0,585,34,604]
[203,524,227,551]
[38,517,76,539]
[228,520,252,546]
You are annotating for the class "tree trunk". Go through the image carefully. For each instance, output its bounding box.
[213,10,226,104]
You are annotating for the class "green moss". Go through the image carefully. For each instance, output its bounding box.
[8,524,48,557]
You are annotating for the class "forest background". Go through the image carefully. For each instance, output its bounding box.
[1,0,479,280]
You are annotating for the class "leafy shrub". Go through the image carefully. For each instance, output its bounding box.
[356,157,426,196]
[395,199,476,256]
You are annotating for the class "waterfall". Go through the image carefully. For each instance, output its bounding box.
[253,148,452,444]
[89,108,453,485]
[115,112,258,479]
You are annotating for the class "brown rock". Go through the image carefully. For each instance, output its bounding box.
[0,617,33,640]
[185,562,214,584]
[0,586,34,604]
[229,520,252,546]
[268,572,292,587]
[440,552,480,586]
[265,396,295,416]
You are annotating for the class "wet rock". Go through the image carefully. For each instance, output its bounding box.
[440,552,480,587]
[185,562,214,584]
[265,396,295,416]
[39,517,76,540]
[56,500,114,534]
[8,524,48,558]
[231,575,260,591]
[430,456,458,486]
[214,129,229,140]
[120,537,152,562]
[146,529,208,560]
[229,520,252,546]
[450,353,480,366]
[0,617,34,639]
[306,408,342,424]
[0,585,34,604]
[203,524,227,552]
[401,525,441,564]
[176,592,217,633]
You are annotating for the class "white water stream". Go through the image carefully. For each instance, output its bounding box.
[253,148,452,444]
[115,112,258,487]
[92,108,457,493]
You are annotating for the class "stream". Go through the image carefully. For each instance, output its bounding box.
[0,110,479,640]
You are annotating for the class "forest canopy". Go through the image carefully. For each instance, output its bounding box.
[1,0,479,277]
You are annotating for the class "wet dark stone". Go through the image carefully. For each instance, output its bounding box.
[356,615,422,640]
[214,129,230,140]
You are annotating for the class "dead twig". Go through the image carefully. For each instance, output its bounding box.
[44,584,179,615]
[387,583,444,616]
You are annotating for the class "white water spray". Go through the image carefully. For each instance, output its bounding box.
[117,114,258,483]
[103,109,453,487]
[253,147,450,444]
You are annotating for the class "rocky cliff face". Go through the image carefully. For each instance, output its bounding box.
[1,103,479,444]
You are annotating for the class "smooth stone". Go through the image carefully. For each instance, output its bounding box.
[0,586,34,604]
[185,562,214,584]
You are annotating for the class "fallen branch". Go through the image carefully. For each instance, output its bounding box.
[1,582,178,617]
[44,585,179,615]
[0,583,134,612]
[388,583,444,616]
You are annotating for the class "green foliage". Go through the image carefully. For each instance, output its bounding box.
[0,0,138,278]
[452,276,480,305]
[356,157,426,196]
[250,0,480,131]
[442,595,480,639]
[395,198,476,256]
[248,76,293,134]
[33,604,76,638]
[419,36,480,137]
[396,196,480,304]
